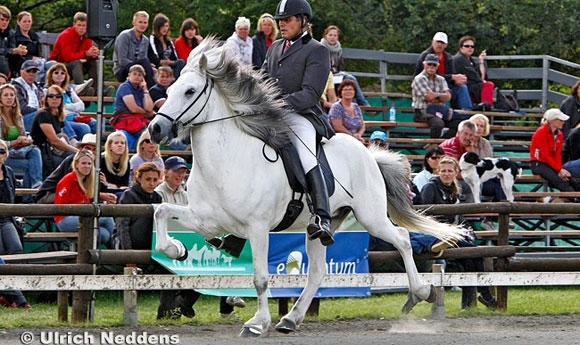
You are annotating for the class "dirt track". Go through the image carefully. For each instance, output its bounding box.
[4,315,580,345]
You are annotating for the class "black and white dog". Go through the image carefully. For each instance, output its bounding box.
[459,152,521,203]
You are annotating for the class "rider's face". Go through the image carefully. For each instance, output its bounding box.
[279,16,302,40]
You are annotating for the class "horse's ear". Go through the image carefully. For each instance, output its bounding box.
[199,53,207,72]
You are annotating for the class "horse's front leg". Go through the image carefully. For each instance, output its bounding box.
[154,203,189,260]
[240,228,271,338]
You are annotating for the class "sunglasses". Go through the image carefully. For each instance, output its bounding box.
[0,148,6,154]
[462,45,475,48]
[429,156,442,160]
[26,69,39,73]
[46,94,63,99]
[426,63,438,67]
[142,139,152,144]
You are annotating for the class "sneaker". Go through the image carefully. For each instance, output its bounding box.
[75,78,94,96]
[103,86,115,97]
[477,295,498,310]
[226,296,246,308]
[480,219,495,230]
[219,311,239,320]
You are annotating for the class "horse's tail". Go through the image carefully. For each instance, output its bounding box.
[371,148,466,242]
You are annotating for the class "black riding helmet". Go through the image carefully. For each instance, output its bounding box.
[273,0,312,20]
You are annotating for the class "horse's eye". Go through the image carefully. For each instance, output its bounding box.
[185,88,196,96]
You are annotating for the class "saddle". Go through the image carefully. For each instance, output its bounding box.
[272,142,335,232]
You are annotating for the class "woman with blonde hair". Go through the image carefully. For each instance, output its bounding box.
[252,13,278,68]
[101,131,130,196]
[469,113,492,158]
[54,150,115,247]
[129,130,164,185]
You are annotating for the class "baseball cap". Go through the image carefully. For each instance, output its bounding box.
[76,133,97,148]
[544,108,569,122]
[370,131,387,142]
[165,156,188,170]
[432,32,448,44]
[424,53,439,64]
[21,60,39,72]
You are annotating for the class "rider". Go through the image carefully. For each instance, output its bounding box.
[263,0,334,246]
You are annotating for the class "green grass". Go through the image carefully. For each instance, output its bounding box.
[2,287,580,328]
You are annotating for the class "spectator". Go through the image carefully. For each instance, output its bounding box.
[173,18,202,62]
[113,11,156,88]
[114,162,162,250]
[54,150,114,247]
[413,146,445,192]
[412,53,460,139]
[252,13,278,69]
[328,79,365,143]
[0,72,7,85]
[45,63,95,139]
[13,11,55,84]
[439,119,475,161]
[530,108,578,192]
[30,84,78,178]
[148,13,185,79]
[0,258,31,309]
[0,84,42,202]
[48,12,107,96]
[468,113,492,158]
[35,133,116,205]
[110,64,154,151]
[0,6,26,78]
[320,71,337,112]
[414,32,472,110]
[100,131,130,197]
[560,80,580,137]
[224,17,253,65]
[11,60,42,132]
[320,25,368,106]
[129,130,164,185]
[369,130,388,150]
[453,35,494,108]
[0,139,24,254]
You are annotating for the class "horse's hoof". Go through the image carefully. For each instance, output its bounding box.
[176,250,188,261]
[275,318,296,334]
[401,292,421,314]
[239,326,264,338]
[426,285,437,303]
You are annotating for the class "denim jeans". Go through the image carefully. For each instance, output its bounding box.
[22,111,36,133]
[0,220,23,255]
[63,120,91,141]
[6,146,43,189]
[563,159,580,177]
[57,216,115,247]
[449,84,473,110]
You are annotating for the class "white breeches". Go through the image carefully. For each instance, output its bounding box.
[286,113,318,173]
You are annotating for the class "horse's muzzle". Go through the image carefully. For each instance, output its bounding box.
[148,115,174,145]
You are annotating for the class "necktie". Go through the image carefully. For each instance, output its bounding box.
[284,41,291,54]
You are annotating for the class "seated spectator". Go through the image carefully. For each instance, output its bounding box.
[453,36,494,109]
[54,150,114,247]
[438,120,475,160]
[563,123,580,178]
[530,108,579,192]
[0,6,27,78]
[13,11,55,84]
[0,139,24,254]
[413,146,445,192]
[0,257,31,308]
[224,17,253,65]
[412,53,460,139]
[0,72,7,85]
[110,64,154,151]
[148,13,185,79]
[369,130,388,150]
[45,63,95,139]
[113,11,156,88]
[0,84,42,197]
[252,13,278,69]
[173,18,203,62]
[11,60,42,132]
[114,162,162,250]
[129,130,164,185]
[328,79,365,143]
[320,71,337,112]
[30,85,78,178]
[35,133,116,204]
[560,80,580,137]
[320,25,368,106]
[101,131,130,197]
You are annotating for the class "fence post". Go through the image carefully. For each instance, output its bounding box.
[123,266,142,326]
[496,211,511,312]
[71,216,94,323]
[430,263,445,319]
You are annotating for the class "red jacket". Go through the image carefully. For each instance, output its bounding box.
[54,171,90,224]
[48,26,94,63]
[530,122,563,172]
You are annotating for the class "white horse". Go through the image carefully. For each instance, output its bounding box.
[149,38,465,337]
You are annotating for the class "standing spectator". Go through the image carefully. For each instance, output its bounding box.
[173,18,202,62]
[113,11,156,88]
[0,6,27,78]
[110,64,154,151]
[224,17,253,65]
[129,130,164,185]
[560,80,580,137]
[0,84,42,200]
[11,60,42,132]
[412,146,445,192]
[101,131,130,197]
[148,13,185,79]
[412,53,459,139]
[48,12,105,96]
[252,13,278,69]
[54,150,115,247]
[439,119,475,161]
[414,32,472,110]
[114,162,162,250]
[320,25,368,106]
[453,36,494,108]
[328,79,365,143]
[45,63,95,138]
[530,108,578,192]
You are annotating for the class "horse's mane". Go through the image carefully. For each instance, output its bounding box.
[184,37,292,151]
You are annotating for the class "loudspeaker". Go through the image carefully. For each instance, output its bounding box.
[86,0,118,40]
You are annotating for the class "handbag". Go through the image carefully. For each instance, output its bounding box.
[110,113,149,134]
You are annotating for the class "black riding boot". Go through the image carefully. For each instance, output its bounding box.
[206,235,247,258]
[305,166,334,246]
